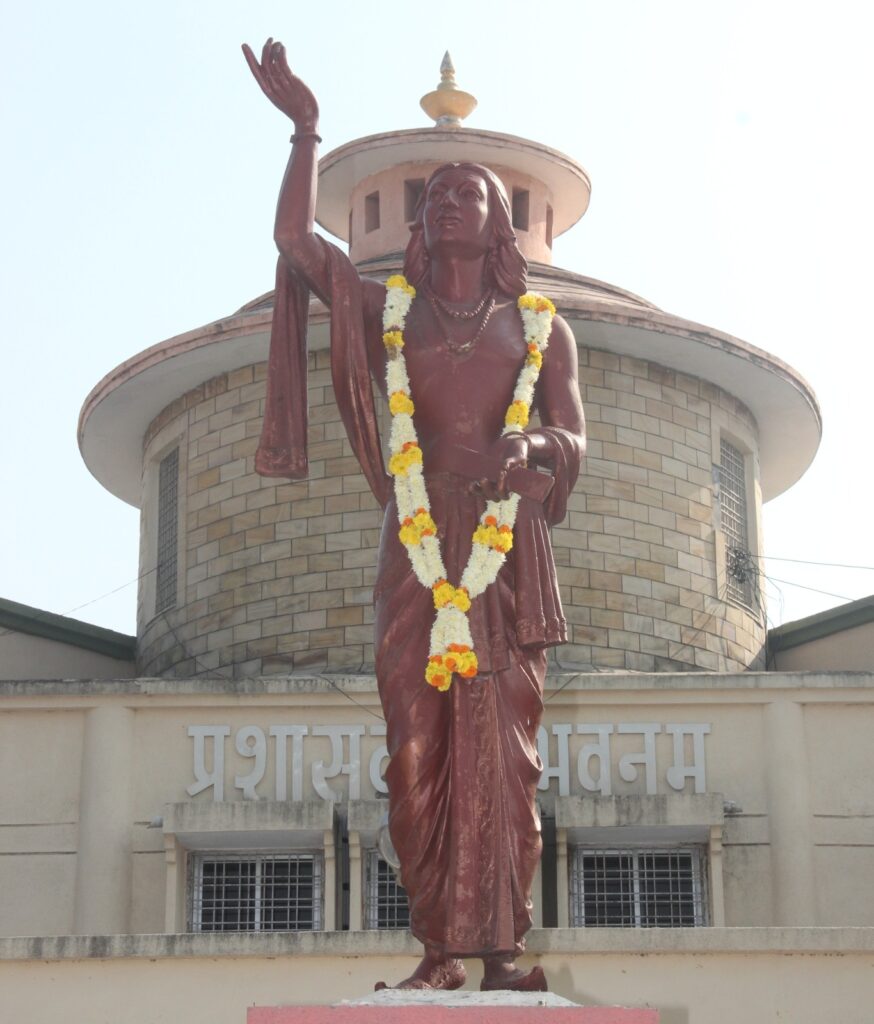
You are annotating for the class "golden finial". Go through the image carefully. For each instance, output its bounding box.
[420,52,477,127]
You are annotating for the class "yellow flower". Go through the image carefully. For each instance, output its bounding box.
[425,655,452,692]
[413,508,436,536]
[452,587,471,612]
[526,345,543,369]
[383,330,405,350]
[388,443,423,477]
[389,390,415,416]
[399,517,421,546]
[505,400,530,428]
[518,293,555,315]
[386,274,416,296]
[432,579,456,609]
[473,522,513,553]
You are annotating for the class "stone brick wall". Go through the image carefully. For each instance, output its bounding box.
[137,343,765,678]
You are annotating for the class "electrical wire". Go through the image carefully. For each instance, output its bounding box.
[754,555,874,572]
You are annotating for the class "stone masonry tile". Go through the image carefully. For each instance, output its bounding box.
[261,577,294,599]
[570,550,605,570]
[588,533,621,554]
[608,628,640,652]
[309,627,345,649]
[615,391,648,414]
[196,540,221,565]
[308,476,344,497]
[598,405,632,428]
[232,474,263,498]
[665,603,692,625]
[634,557,667,581]
[245,524,276,545]
[644,434,673,459]
[602,553,636,574]
[276,594,310,616]
[586,496,619,515]
[293,610,328,632]
[292,535,327,556]
[325,493,361,515]
[344,625,374,645]
[662,529,692,553]
[325,531,362,552]
[589,349,621,371]
[261,540,294,562]
[562,603,592,625]
[604,592,637,614]
[620,354,649,378]
[309,553,344,573]
[616,426,646,449]
[276,519,309,541]
[636,596,667,619]
[214,386,242,413]
[622,574,652,597]
[632,448,662,472]
[617,537,651,560]
[617,463,649,486]
[307,513,343,536]
[218,533,246,557]
[624,612,655,635]
[677,586,704,609]
[232,436,260,459]
[195,467,221,491]
[326,456,365,476]
[602,442,635,465]
[569,512,604,533]
[586,421,616,442]
[309,589,345,611]
[585,440,604,460]
[589,570,623,593]
[259,503,291,526]
[575,625,609,646]
[292,571,327,595]
[206,519,233,541]
[570,587,607,608]
[327,568,364,590]
[328,606,364,627]
[556,566,591,588]
[634,522,663,545]
[246,599,277,621]
[603,370,635,394]
[276,482,310,503]
[233,621,262,644]
[342,548,378,569]
[578,366,606,387]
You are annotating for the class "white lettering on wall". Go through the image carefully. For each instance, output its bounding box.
[186,721,712,802]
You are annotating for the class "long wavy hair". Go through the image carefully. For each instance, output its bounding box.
[403,163,528,299]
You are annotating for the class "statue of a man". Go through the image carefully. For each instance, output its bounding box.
[244,39,585,992]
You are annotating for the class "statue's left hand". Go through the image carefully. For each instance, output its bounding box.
[242,38,320,130]
[472,434,531,502]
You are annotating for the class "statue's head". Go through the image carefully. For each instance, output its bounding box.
[403,163,528,299]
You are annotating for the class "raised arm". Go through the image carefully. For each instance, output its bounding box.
[242,39,332,301]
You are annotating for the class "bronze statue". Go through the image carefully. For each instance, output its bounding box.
[243,39,586,992]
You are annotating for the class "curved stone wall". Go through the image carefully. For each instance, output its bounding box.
[137,340,765,678]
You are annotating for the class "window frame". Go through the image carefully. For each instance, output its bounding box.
[363,848,410,930]
[569,844,709,928]
[188,849,324,933]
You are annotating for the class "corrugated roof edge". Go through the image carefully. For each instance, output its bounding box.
[0,597,136,662]
[768,594,874,652]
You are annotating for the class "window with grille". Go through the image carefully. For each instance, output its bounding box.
[364,850,410,929]
[570,847,707,927]
[155,447,179,613]
[189,853,323,932]
[718,439,754,607]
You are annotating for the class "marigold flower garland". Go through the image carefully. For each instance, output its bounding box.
[383,275,556,692]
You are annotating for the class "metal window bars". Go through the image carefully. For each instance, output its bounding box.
[569,847,707,927]
[155,447,179,613]
[364,850,410,930]
[719,439,754,608]
[190,853,323,932]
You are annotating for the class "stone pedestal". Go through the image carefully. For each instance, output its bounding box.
[248,990,658,1022]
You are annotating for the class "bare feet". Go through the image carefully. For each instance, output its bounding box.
[374,951,466,991]
[480,961,548,992]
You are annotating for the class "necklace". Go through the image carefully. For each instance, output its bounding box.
[382,275,556,693]
[426,286,492,320]
[427,288,496,354]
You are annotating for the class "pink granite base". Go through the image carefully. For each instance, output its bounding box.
[248,1008,658,1023]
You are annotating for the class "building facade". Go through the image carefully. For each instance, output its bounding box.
[4,67,873,1024]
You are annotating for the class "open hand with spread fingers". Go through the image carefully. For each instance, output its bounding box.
[241,38,319,132]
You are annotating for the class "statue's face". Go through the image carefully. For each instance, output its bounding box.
[422,167,491,259]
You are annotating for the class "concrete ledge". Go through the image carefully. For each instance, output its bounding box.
[3,927,874,962]
[3,671,874,699]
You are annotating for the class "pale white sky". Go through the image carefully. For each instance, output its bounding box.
[1,0,872,636]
